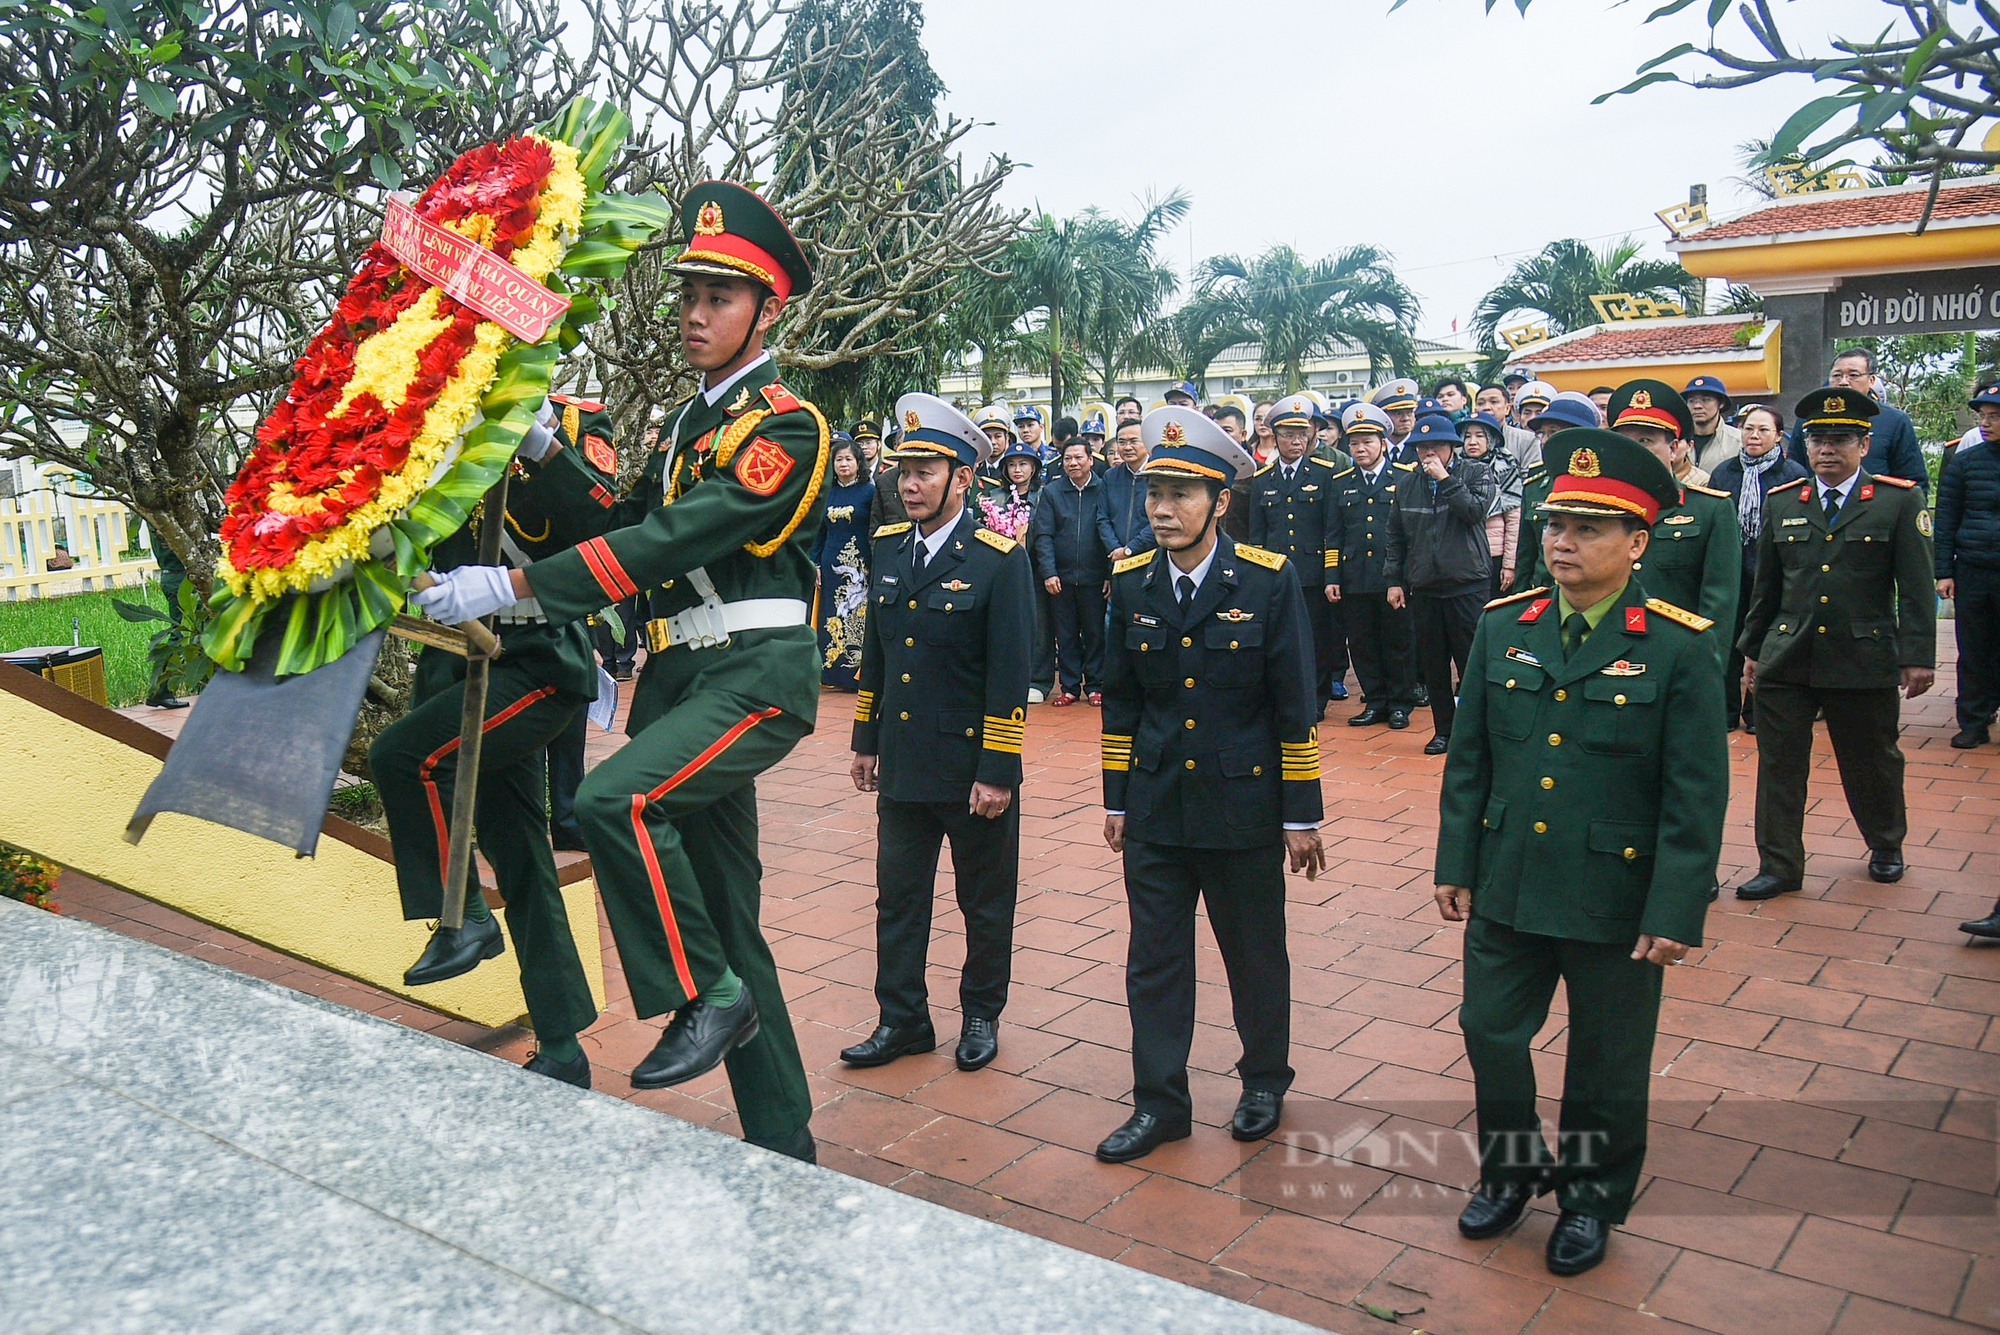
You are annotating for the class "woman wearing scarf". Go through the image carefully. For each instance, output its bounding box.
[1710,404,1809,731]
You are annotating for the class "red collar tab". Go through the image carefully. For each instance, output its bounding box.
[1799,484,1813,502]
[1858,483,1874,501]
[761,383,801,414]
[1625,606,1647,634]
[1520,597,1553,623]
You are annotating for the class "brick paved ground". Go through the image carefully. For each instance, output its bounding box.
[86,642,2000,1334]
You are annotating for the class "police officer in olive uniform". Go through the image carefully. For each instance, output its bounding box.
[1439,429,1727,1277]
[412,181,829,1162]
[1736,387,1936,899]
[1252,392,1350,712]
[374,395,622,1089]
[1096,407,1327,1164]
[843,394,1034,1072]
[1329,402,1419,728]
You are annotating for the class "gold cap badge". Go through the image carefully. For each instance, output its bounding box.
[695,201,726,236]
[1568,447,1601,478]
[1630,389,1652,410]
[1823,395,1842,413]
[1162,422,1187,446]
[903,409,921,431]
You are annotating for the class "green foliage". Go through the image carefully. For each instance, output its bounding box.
[112,575,216,700]
[1473,237,1696,344]
[0,583,172,706]
[1189,244,1418,394]
[328,780,382,824]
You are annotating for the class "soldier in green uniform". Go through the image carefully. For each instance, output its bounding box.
[375,398,621,1089]
[1735,387,1936,899]
[412,181,827,1161]
[1438,428,1727,1276]
[1511,395,1596,590]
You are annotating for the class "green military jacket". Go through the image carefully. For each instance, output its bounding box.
[523,357,832,726]
[1514,464,1551,584]
[1629,483,1741,659]
[1437,581,1728,947]
[1738,470,1936,689]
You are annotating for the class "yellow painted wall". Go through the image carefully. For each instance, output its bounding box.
[1678,223,2000,284]
[0,688,604,1028]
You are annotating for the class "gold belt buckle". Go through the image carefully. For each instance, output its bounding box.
[644,618,674,653]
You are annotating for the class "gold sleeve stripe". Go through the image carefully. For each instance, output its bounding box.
[982,716,1026,753]
[983,738,1024,754]
[1101,733,1134,771]
[855,690,875,723]
[1324,550,1339,567]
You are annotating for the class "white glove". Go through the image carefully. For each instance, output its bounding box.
[409,566,515,624]
[517,400,559,462]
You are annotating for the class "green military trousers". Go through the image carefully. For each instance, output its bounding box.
[371,652,599,1042]
[1459,913,1663,1224]
[1753,679,1907,884]
[572,683,813,1146]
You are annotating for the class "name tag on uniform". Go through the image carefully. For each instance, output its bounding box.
[1132,613,1160,627]
[879,574,899,585]
[1504,647,1541,667]
[1781,517,1808,527]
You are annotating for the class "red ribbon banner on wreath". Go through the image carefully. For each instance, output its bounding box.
[380,196,571,343]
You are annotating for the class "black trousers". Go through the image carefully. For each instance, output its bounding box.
[1050,577,1106,695]
[1753,679,1907,882]
[593,593,642,672]
[1123,837,1293,1124]
[1302,589,1349,703]
[1726,565,1755,728]
[1343,590,1416,706]
[547,704,587,846]
[1412,588,1484,737]
[873,794,1020,1029]
[1031,583,1056,694]
[1956,567,2000,733]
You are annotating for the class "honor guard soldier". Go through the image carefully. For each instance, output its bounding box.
[1438,429,1727,1277]
[843,394,1035,1071]
[1095,406,1327,1164]
[1372,378,1421,460]
[1736,387,1936,900]
[1252,393,1350,711]
[412,181,828,1162]
[1330,402,1418,728]
[376,397,621,1088]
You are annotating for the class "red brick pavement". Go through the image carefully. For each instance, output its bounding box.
[81,643,2000,1334]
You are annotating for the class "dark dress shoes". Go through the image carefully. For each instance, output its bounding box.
[550,829,589,852]
[1349,706,1386,727]
[523,1048,591,1089]
[1962,904,2000,939]
[1095,1112,1191,1163]
[839,1022,937,1067]
[1952,727,1990,750]
[955,1018,999,1071]
[146,694,189,709]
[1734,873,1801,901]
[1413,684,1430,706]
[750,1124,817,1164]
[1230,1090,1283,1142]
[630,989,760,1089]
[1868,847,1905,883]
[1386,707,1411,731]
[1545,1209,1610,1275]
[1457,1174,1547,1239]
[403,913,504,986]
[1423,734,1451,756]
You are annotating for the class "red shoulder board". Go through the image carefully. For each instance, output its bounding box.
[1857,483,1874,502]
[1625,606,1647,633]
[583,433,616,474]
[1519,597,1552,623]
[761,382,802,414]
[734,436,796,496]
[1873,473,1918,488]
[550,395,606,413]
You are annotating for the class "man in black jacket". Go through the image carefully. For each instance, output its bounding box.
[1330,403,1419,728]
[1937,383,2000,751]
[1386,414,1496,754]
[1031,439,1113,705]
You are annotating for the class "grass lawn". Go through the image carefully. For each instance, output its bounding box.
[0,582,173,707]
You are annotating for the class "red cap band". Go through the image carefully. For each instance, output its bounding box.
[676,233,792,303]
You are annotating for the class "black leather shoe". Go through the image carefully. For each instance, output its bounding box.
[631,989,760,1089]
[404,913,504,985]
[1423,733,1451,756]
[1230,1090,1283,1142]
[840,1022,937,1067]
[1386,707,1411,731]
[1952,727,1990,750]
[1349,706,1386,727]
[955,1018,999,1071]
[146,693,189,709]
[1735,873,1801,901]
[550,829,589,852]
[1413,685,1430,707]
[1457,1174,1548,1239]
[1869,848,1905,883]
[1962,906,2000,939]
[523,1048,591,1089]
[1545,1209,1610,1275]
[1095,1112,1191,1163]
[749,1124,817,1164]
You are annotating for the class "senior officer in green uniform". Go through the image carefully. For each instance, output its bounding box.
[844,394,1034,1072]
[1252,392,1350,713]
[1096,406,1327,1165]
[412,182,828,1162]
[378,398,621,1089]
[1736,387,1936,899]
[1513,395,1598,587]
[1438,429,1726,1276]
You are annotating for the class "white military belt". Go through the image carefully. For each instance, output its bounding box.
[643,566,805,652]
[494,530,547,624]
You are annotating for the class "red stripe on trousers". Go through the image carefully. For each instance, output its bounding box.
[628,707,783,1000]
[418,685,559,885]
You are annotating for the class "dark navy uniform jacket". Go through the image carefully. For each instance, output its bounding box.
[1249,455,1341,590]
[1327,459,1416,594]
[853,507,1034,801]
[1101,536,1323,849]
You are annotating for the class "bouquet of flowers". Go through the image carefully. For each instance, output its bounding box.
[978,490,1034,541]
[204,99,672,676]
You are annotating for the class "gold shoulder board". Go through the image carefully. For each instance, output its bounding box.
[1233,543,1287,571]
[1394,461,1418,471]
[975,528,1018,553]
[872,522,913,539]
[1328,466,1356,478]
[1309,456,1339,468]
[1684,482,1730,498]
[1873,473,1918,489]
[1646,597,1714,632]
[1485,585,1548,611]
[1768,477,1808,495]
[1113,549,1157,574]
[1254,462,1275,477]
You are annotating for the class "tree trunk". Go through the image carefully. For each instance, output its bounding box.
[979,341,1008,403]
[1285,357,1303,395]
[1048,305,1063,423]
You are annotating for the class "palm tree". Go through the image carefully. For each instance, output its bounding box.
[1139,296,1251,394]
[1195,244,1419,394]
[1001,211,1100,418]
[1473,237,1696,345]
[1076,191,1190,400]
